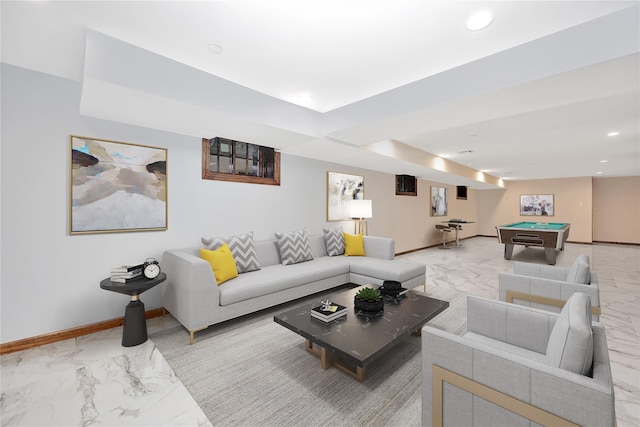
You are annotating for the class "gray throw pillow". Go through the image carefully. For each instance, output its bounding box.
[566,255,590,284]
[323,227,345,256]
[545,293,593,375]
[201,232,261,273]
[275,229,314,265]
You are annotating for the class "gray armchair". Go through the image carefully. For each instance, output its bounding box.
[422,293,615,427]
[499,255,600,321]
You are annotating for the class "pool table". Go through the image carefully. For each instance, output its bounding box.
[496,222,570,265]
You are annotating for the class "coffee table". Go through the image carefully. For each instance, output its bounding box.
[273,285,449,381]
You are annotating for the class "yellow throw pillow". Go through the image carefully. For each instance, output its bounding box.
[343,232,365,256]
[200,243,238,285]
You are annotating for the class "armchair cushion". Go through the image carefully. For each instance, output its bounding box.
[546,292,593,375]
[566,254,591,284]
[466,295,553,354]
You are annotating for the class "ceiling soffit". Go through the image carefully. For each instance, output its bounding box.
[77,7,639,188]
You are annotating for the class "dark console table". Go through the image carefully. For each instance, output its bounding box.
[100,273,166,347]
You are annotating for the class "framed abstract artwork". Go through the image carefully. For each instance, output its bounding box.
[431,186,448,216]
[70,135,168,234]
[327,171,364,221]
[520,194,554,216]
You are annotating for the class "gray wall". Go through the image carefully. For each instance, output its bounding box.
[2,64,475,343]
[0,65,336,342]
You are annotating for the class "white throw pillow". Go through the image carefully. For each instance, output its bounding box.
[545,293,593,375]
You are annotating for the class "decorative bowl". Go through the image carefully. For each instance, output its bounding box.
[354,296,384,312]
[382,280,401,290]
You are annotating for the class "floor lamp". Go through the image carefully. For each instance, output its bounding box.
[350,199,372,236]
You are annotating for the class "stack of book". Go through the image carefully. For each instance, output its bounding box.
[378,285,409,298]
[110,263,144,283]
[311,303,347,322]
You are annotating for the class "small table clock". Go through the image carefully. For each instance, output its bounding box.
[142,257,161,279]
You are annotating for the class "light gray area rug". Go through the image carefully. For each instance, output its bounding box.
[152,286,467,427]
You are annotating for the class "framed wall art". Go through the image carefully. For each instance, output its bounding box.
[430,186,448,216]
[327,171,364,221]
[70,135,167,234]
[520,194,554,216]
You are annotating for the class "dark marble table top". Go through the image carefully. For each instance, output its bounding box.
[273,285,449,368]
[100,273,166,297]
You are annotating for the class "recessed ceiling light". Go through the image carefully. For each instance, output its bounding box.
[607,131,620,137]
[600,160,608,163]
[207,44,223,54]
[596,171,603,174]
[466,11,494,31]
[295,93,314,106]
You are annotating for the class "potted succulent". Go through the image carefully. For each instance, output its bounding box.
[354,287,384,312]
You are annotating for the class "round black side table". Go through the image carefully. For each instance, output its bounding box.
[100,273,166,347]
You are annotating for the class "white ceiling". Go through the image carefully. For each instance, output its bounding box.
[2,1,639,189]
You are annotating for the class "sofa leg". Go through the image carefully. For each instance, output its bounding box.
[189,327,207,345]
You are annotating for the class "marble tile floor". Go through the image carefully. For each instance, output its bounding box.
[1,315,212,426]
[1,236,638,426]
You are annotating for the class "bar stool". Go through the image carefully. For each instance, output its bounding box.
[448,223,463,246]
[435,224,452,249]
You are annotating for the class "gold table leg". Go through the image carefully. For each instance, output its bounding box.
[305,339,365,381]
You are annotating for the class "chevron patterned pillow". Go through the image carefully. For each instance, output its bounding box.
[201,232,261,273]
[323,227,345,256]
[275,229,314,265]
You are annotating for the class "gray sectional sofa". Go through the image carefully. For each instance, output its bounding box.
[162,234,426,344]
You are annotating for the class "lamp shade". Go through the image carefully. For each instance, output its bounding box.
[350,199,372,219]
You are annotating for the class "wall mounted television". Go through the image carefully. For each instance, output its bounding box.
[456,186,468,200]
